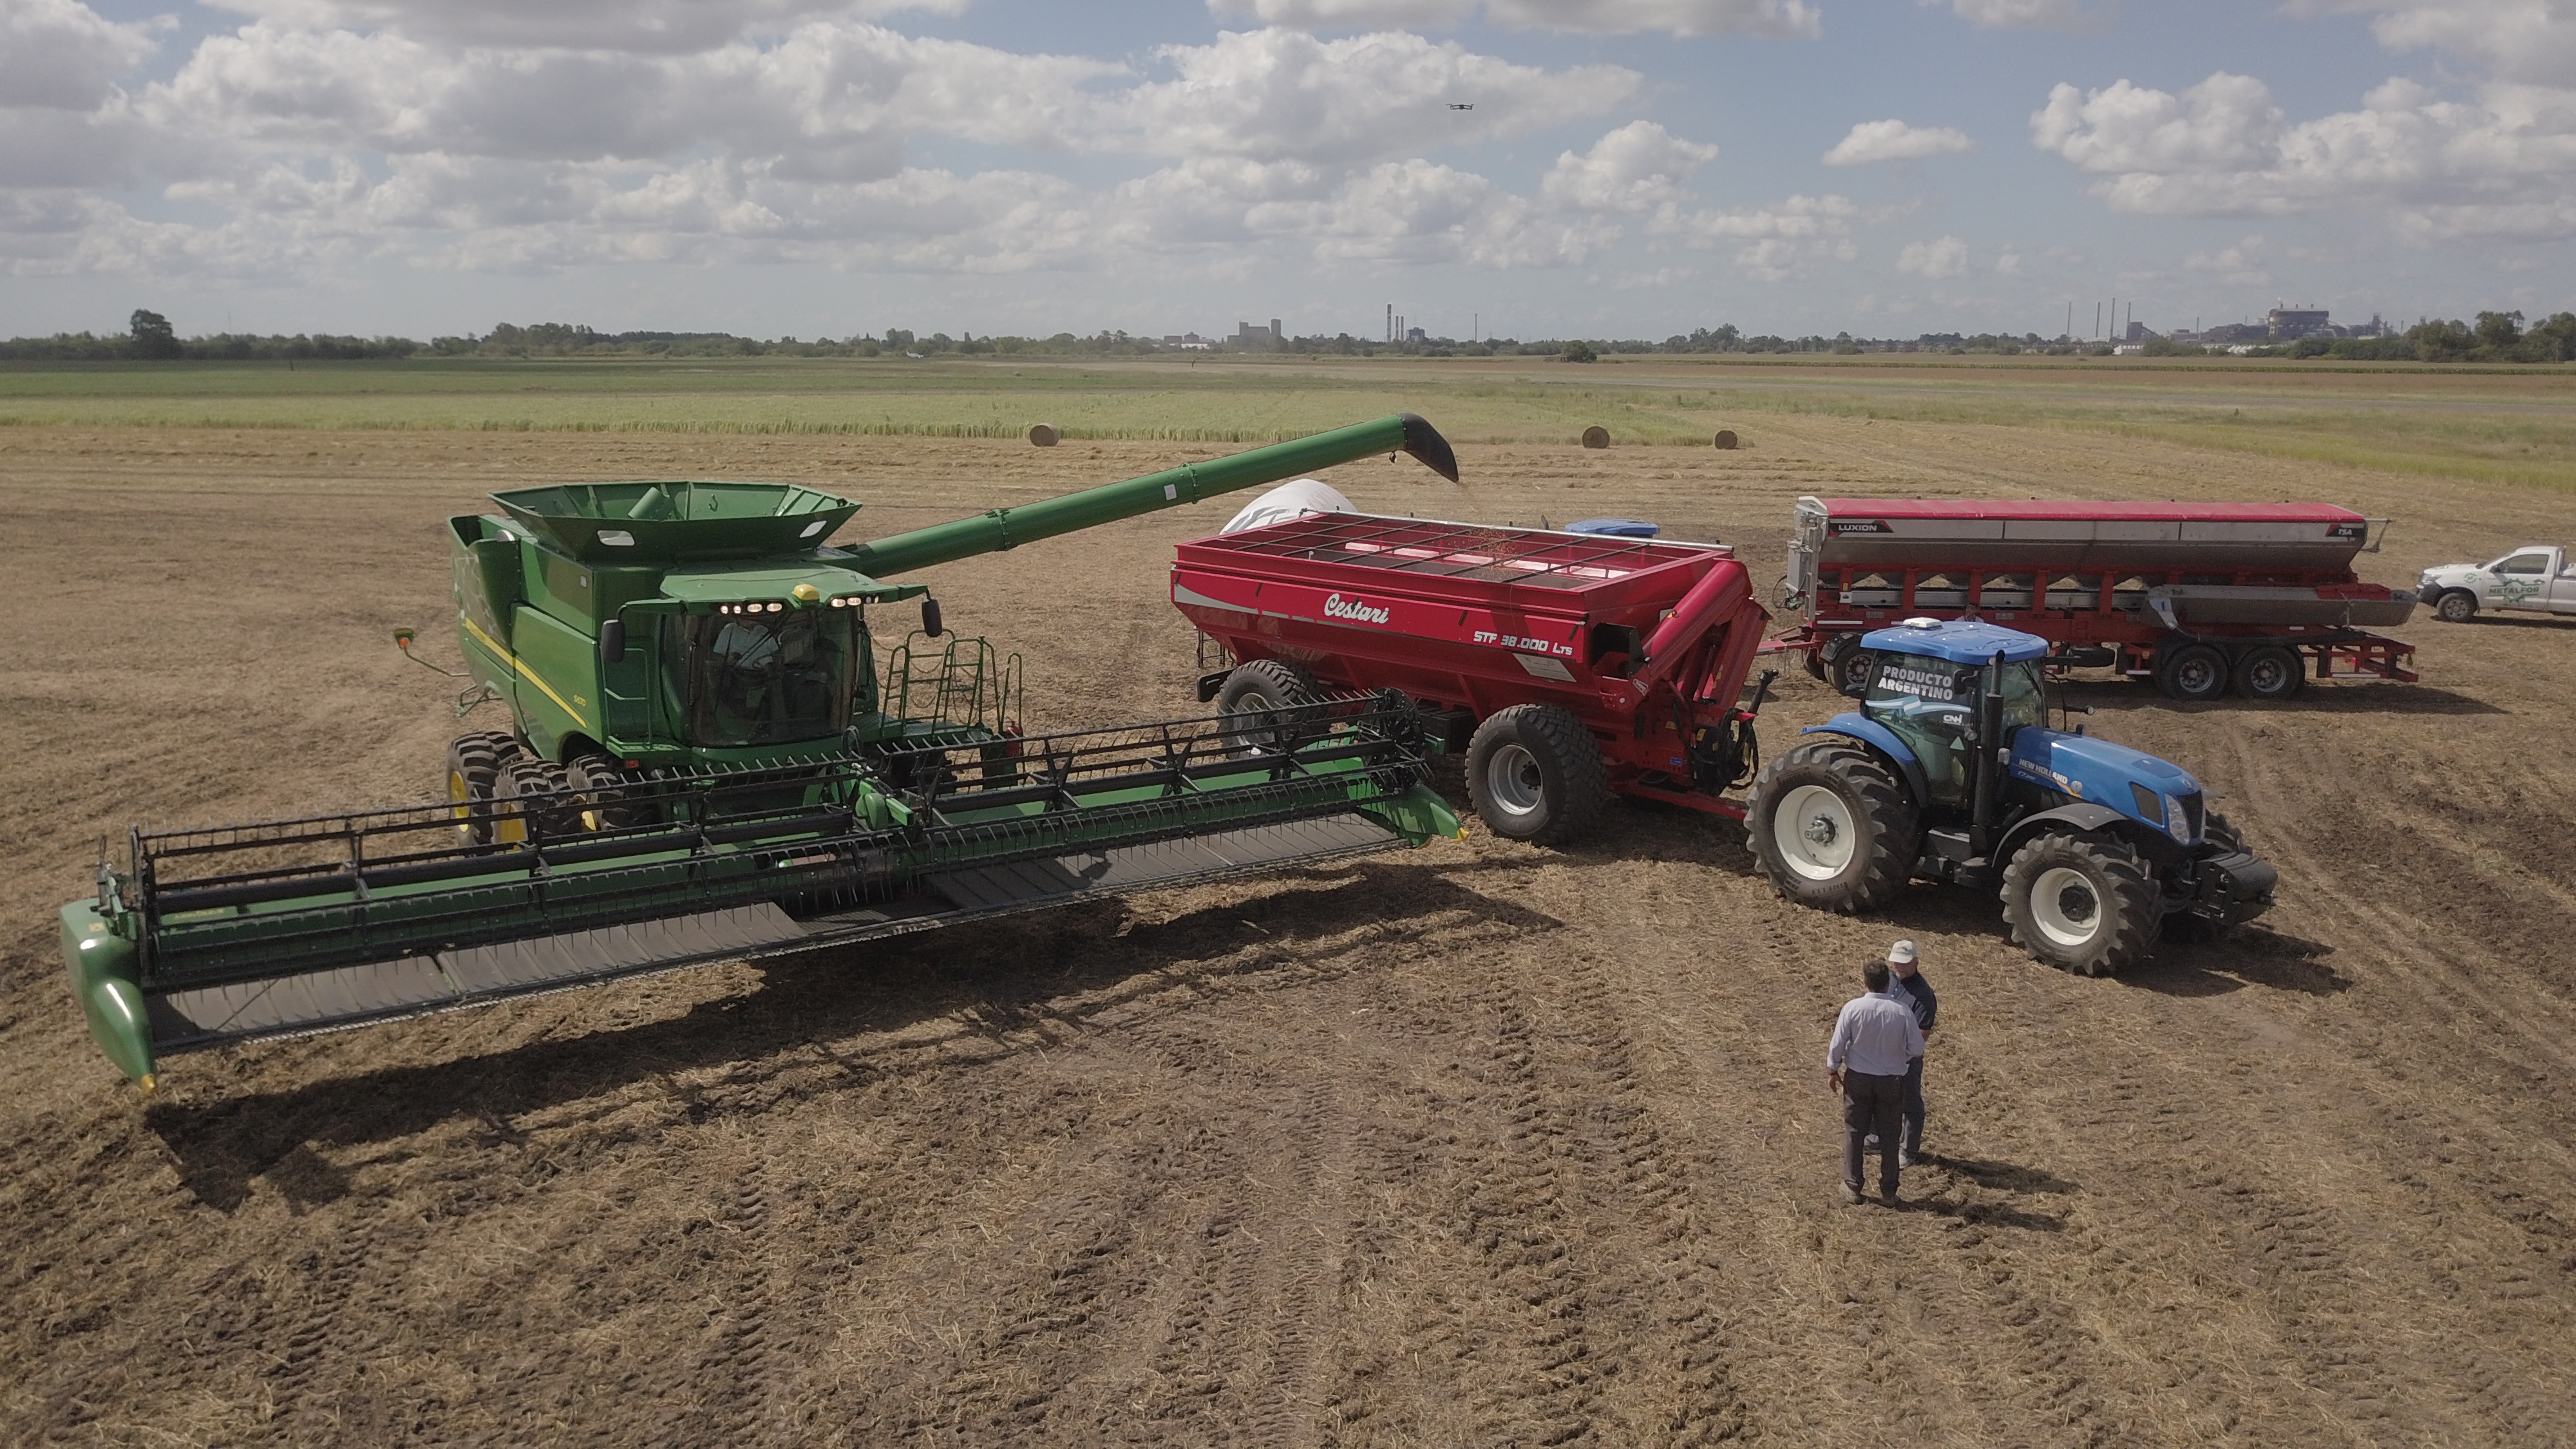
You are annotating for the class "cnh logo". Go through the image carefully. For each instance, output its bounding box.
[1323,592,1390,625]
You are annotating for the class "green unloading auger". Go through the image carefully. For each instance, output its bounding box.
[62,415,1465,1088]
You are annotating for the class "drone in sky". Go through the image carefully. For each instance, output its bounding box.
[1448,102,1473,110]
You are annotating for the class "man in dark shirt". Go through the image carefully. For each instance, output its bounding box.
[1886,940,1937,1167]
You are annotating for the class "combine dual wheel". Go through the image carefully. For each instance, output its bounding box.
[2000,829,2157,976]
[446,731,522,845]
[1464,704,1612,846]
[1745,740,1917,912]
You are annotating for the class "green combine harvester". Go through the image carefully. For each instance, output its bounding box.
[62,415,1467,1088]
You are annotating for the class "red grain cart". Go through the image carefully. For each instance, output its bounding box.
[1782,497,2419,701]
[1172,513,1774,843]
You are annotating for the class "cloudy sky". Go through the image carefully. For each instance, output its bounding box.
[5,0,2573,341]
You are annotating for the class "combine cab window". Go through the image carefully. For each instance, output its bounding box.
[668,610,855,746]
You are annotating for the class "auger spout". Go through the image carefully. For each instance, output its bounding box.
[844,413,1459,578]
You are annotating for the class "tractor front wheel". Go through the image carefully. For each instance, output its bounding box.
[446,731,522,845]
[1745,739,1918,913]
[2001,829,2158,976]
[1215,659,1322,755]
[1464,704,1613,846]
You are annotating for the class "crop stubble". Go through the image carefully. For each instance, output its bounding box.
[1,405,2572,1446]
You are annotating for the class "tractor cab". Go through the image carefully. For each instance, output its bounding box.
[1859,619,2051,806]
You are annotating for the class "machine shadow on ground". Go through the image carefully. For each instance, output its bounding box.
[2055,680,2506,717]
[141,862,1557,1211]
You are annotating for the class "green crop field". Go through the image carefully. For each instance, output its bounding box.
[3,352,2571,491]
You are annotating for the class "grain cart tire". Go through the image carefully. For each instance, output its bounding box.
[564,750,647,831]
[1829,642,1876,699]
[445,731,522,845]
[1465,704,1613,846]
[2231,644,2305,701]
[1215,659,1323,755]
[2433,589,2478,624]
[2154,643,2228,701]
[1746,739,1918,913]
[2001,829,2158,976]
[494,756,578,843]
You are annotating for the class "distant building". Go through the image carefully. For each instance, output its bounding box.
[1233,318,1283,348]
[1405,327,1427,343]
[1162,332,1214,350]
[2268,308,2331,339]
[2125,320,2148,343]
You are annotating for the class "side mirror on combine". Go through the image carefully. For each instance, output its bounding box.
[922,596,945,638]
[599,618,627,665]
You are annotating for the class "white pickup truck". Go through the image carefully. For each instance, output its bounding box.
[2418,545,2576,622]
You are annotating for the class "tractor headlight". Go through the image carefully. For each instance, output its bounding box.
[2163,793,2197,842]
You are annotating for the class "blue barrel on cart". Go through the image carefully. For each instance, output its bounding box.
[1567,518,1660,538]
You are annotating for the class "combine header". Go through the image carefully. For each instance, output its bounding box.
[62,416,1466,1088]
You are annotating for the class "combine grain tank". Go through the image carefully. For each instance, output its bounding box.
[1173,513,1775,842]
[1783,497,2418,701]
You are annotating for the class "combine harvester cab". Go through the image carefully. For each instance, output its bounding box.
[62,416,1469,1088]
[1783,497,2418,701]
[1748,618,2278,977]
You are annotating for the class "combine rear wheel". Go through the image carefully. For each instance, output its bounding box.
[2001,829,2157,976]
[494,756,578,843]
[1745,739,1917,912]
[1215,659,1322,755]
[446,731,522,845]
[1465,704,1613,846]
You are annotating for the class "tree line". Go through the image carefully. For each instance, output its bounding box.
[5,308,2572,365]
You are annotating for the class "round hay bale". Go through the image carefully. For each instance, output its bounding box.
[1580,425,1611,450]
[1714,429,1739,450]
[1027,422,1060,447]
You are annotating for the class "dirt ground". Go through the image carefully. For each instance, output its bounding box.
[4,417,2574,1446]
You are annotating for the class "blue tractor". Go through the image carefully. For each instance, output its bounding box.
[1745,618,2278,975]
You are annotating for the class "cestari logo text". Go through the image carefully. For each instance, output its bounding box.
[1323,592,1390,625]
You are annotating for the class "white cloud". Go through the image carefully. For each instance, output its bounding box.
[1896,233,1968,277]
[0,0,160,110]
[1822,118,1975,165]
[205,0,969,55]
[1541,120,1719,211]
[1106,29,1641,164]
[2293,0,2576,88]
[1942,0,2114,32]
[1211,0,1819,35]
[1993,245,2022,275]
[1656,192,1862,278]
[2031,68,2576,238]
[2184,232,2269,285]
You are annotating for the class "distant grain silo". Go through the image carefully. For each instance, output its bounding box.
[1027,422,1059,447]
[1714,429,1739,450]
[1580,426,1610,449]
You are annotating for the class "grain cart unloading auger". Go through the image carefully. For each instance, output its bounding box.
[61,416,1467,1088]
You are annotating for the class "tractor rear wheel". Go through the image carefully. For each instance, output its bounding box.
[2433,589,2478,624]
[564,750,646,831]
[2154,643,2228,701]
[2001,829,2158,976]
[1215,659,1323,755]
[446,731,522,845]
[1745,739,1918,913]
[2231,644,2306,701]
[493,756,577,843]
[1464,704,1613,846]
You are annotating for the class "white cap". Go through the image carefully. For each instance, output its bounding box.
[1886,939,1918,966]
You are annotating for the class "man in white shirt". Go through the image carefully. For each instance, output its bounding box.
[1826,956,1927,1206]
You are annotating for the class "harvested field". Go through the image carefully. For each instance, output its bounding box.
[4,379,2575,1444]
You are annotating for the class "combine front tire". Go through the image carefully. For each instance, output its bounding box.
[1465,704,1612,846]
[446,731,522,845]
[564,750,645,830]
[2001,829,2157,976]
[494,756,577,842]
[1745,740,1917,913]
[1215,659,1322,755]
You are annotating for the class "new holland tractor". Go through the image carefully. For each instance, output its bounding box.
[61,416,1468,1088]
[1746,618,2278,976]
